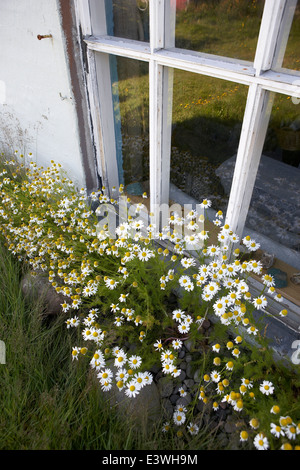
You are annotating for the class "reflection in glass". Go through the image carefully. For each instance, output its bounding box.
[175,0,264,61]
[218,92,300,268]
[281,1,300,71]
[170,69,248,215]
[248,93,300,268]
[106,0,149,42]
[110,56,149,195]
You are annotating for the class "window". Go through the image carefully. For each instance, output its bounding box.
[75,0,300,326]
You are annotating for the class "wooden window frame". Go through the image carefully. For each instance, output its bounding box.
[74,0,300,330]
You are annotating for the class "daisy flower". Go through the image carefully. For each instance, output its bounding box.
[260,380,274,395]
[114,350,127,368]
[104,277,118,289]
[279,309,288,317]
[178,321,190,334]
[173,410,186,426]
[285,424,297,440]
[125,380,141,398]
[253,433,269,450]
[249,418,260,430]
[270,405,280,414]
[172,339,183,350]
[162,422,170,433]
[212,343,221,353]
[247,325,258,336]
[154,339,164,351]
[211,370,221,383]
[97,368,113,384]
[252,295,268,310]
[178,387,187,397]
[270,423,285,438]
[128,355,142,369]
[241,378,253,389]
[200,199,212,209]
[71,347,80,361]
[172,309,186,322]
[240,430,248,442]
[187,422,199,436]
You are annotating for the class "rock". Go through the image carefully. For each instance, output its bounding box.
[185,354,193,363]
[193,369,202,383]
[184,339,196,352]
[178,349,186,359]
[169,394,179,405]
[161,398,173,420]
[183,379,195,390]
[97,361,161,435]
[176,394,192,407]
[290,272,300,285]
[201,318,211,330]
[186,363,194,379]
[21,271,65,315]
[157,376,174,398]
[260,251,275,269]
[267,267,288,288]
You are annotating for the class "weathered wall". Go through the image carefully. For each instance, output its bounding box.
[0,0,88,188]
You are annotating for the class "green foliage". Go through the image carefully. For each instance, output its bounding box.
[0,153,299,451]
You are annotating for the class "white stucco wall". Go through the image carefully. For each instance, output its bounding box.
[0,0,86,187]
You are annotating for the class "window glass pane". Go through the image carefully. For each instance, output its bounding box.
[175,0,264,61]
[106,0,149,42]
[170,69,248,217]
[110,55,149,195]
[281,1,300,71]
[246,93,300,270]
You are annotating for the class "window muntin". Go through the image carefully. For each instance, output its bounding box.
[281,0,300,71]
[174,0,265,62]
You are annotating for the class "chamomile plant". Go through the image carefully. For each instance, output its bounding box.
[0,151,299,450]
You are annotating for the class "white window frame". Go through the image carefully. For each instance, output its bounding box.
[74,0,300,331]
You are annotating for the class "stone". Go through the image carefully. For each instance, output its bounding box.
[97,361,161,435]
[169,394,179,405]
[260,251,275,269]
[183,379,195,390]
[184,339,196,352]
[157,376,174,398]
[201,318,211,330]
[193,369,202,383]
[176,394,192,407]
[178,349,186,359]
[290,272,300,285]
[161,398,173,420]
[267,267,288,288]
[186,363,193,379]
[21,271,65,315]
[185,354,193,363]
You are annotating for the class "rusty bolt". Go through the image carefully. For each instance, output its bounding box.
[37,34,52,40]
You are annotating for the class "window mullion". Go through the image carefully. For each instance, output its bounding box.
[225,84,274,238]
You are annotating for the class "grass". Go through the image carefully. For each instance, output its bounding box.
[0,241,220,451]
[0,241,142,450]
